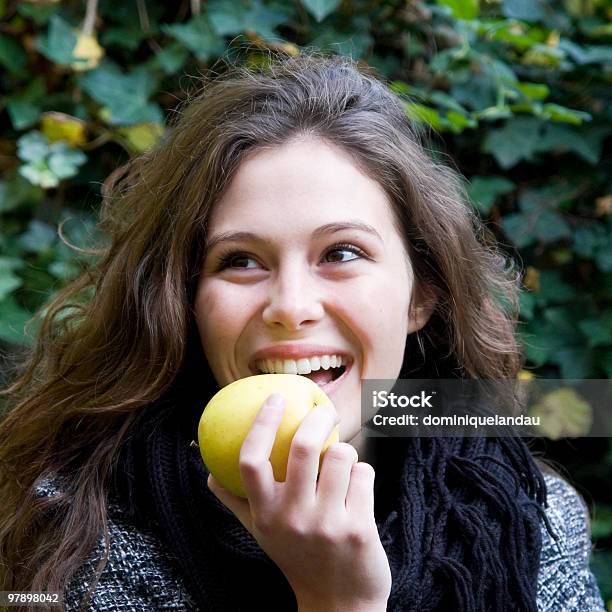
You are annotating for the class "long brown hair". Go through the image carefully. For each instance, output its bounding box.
[0,51,524,609]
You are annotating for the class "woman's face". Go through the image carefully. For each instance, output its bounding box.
[194,136,432,443]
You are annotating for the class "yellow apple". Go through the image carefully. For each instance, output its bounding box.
[198,374,340,498]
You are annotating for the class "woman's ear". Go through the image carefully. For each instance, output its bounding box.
[407,284,437,334]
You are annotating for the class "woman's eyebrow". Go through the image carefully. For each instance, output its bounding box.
[204,221,383,253]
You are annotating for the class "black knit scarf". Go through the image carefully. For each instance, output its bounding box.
[112,384,550,612]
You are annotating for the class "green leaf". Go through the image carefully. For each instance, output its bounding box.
[474,105,513,121]
[0,172,44,214]
[521,316,575,364]
[311,25,374,60]
[520,329,548,366]
[514,81,549,100]
[17,2,58,25]
[0,296,34,346]
[403,103,444,131]
[48,260,81,281]
[301,0,342,22]
[539,103,591,125]
[7,101,40,130]
[19,163,58,189]
[437,0,480,19]
[595,250,612,273]
[47,142,87,179]
[445,110,477,133]
[591,504,612,541]
[501,210,571,248]
[535,270,577,305]
[36,15,77,65]
[602,348,612,379]
[429,90,470,114]
[518,182,582,213]
[486,57,518,85]
[536,124,601,163]
[535,209,572,242]
[574,225,605,258]
[573,223,612,271]
[78,62,163,126]
[501,212,537,248]
[16,132,49,164]
[590,551,612,603]
[543,307,584,345]
[579,314,612,348]
[207,0,291,40]
[482,117,542,168]
[102,25,153,51]
[451,75,498,112]
[519,290,536,320]
[18,220,56,254]
[559,39,612,65]
[4,77,46,130]
[467,176,514,214]
[522,305,596,375]
[502,0,545,22]
[15,131,86,188]
[475,19,544,51]
[553,347,596,378]
[151,43,189,74]
[0,257,24,301]
[162,15,225,61]
[0,33,27,74]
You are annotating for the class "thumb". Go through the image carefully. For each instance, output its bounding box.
[207,474,254,533]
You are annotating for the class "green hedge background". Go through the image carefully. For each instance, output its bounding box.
[1,0,610,603]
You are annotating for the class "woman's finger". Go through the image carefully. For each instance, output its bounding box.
[345,462,376,519]
[238,393,286,507]
[315,442,359,511]
[284,403,339,506]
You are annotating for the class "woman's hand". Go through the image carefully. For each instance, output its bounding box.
[206,391,392,612]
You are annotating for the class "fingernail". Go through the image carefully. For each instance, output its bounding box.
[267,392,285,409]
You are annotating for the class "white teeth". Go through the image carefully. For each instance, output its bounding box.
[296,358,312,375]
[285,360,298,374]
[254,354,349,375]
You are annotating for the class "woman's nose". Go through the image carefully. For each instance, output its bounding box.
[262,263,325,331]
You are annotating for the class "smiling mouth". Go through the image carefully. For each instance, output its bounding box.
[253,361,350,390]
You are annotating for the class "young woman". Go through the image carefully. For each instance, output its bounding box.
[0,52,604,611]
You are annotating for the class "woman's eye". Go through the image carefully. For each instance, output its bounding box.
[216,253,258,270]
[323,244,366,263]
[215,243,366,271]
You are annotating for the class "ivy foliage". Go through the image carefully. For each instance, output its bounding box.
[0,0,611,600]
